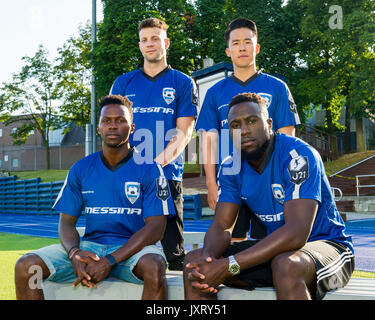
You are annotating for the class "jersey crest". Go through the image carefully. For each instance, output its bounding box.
[257,93,272,108]
[271,184,285,204]
[162,88,176,105]
[124,182,140,204]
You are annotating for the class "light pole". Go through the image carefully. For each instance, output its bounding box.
[86,0,97,156]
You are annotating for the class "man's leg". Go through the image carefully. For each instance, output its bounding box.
[15,254,50,300]
[160,180,185,270]
[133,253,168,300]
[231,203,267,242]
[272,240,355,300]
[271,250,317,300]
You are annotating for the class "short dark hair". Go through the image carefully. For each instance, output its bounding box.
[228,92,268,119]
[98,94,133,122]
[138,18,168,32]
[224,17,258,45]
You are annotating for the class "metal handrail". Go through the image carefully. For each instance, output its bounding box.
[355,174,375,196]
[331,187,343,201]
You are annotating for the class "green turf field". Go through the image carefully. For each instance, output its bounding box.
[0,232,374,300]
[0,233,59,300]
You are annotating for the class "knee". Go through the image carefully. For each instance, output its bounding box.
[183,249,203,269]
[138,254,166,286]
[271,253,306,285]
[15,254,45,282]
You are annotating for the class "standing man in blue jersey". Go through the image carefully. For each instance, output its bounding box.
[15,95,175,300]
[184,93,354,300]
[110,18,198,271]
[196,17,301,241]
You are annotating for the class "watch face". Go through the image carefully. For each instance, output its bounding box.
[230,264,240,275]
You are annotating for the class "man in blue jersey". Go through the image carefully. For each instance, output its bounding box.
[196,17,301,241]
[110,18,197,271]
[15,95,175,300]
[184,93,354,300]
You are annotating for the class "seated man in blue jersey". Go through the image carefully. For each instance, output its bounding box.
[183,93,354,300]
[15,95,175,300]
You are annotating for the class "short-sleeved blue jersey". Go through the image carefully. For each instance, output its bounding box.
[110,66,198,181]
[217,133,353,253]
[196,71,301,164]
[53,149,176,245]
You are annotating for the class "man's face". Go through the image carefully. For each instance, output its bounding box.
[97,104,134,148]
[225,28,260,69]
[139,27,169,63]
[228,101,272,161]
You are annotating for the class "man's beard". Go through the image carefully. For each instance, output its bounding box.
[241,138,270,162]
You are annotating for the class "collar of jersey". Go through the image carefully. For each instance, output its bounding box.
[247,132,276,174]
[230,69,262,87]
[141,65,171,82]
[99,146,135,172]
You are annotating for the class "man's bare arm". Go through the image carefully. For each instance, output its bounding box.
[154,116,195,167]
[201,131,219,210]
[277,125,295,137]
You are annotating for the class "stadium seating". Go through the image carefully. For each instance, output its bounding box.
[0,176,202,219]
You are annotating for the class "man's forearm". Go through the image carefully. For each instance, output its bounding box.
[155,130,191,167]
[58,214,80,254]
[154,117,195,167]
[202,221,232,259]
[204,162,217,187]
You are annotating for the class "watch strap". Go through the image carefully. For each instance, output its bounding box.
[105,254,118,269]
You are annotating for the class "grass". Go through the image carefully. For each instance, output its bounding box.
[324,150,375,176]
[0,232,374,300]
[10,169,68,182]
[9,163,201,183]
[0,233,59,300]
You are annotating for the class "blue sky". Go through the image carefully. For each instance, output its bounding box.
[0,0,104,85]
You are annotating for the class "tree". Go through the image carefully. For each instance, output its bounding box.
[294,0,375,152]
[55,22,92,130]
[0,45,62,169]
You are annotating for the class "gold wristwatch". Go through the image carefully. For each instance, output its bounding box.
[228,255,240,275]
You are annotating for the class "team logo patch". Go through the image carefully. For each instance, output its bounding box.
[288,155,309,185]
[257,93,272,108]
[192,86,198,106]
[124,182,140,204]
[162,88,176,105]
[156,176,170,201]
[271,184,285,204]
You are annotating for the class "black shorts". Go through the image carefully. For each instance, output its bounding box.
[232,203,267,239]
[222,239,355,300]
[160,180,185,267]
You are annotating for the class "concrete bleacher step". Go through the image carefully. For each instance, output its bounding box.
[43,273,375,300]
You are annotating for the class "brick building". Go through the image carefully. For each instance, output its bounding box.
[0,117,93,171]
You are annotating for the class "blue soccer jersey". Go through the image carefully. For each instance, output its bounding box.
[196,71,301,164]
[110,66,198,181]
[217,133,353,253]
[53,149,176,245]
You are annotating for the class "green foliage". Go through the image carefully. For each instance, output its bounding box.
[0,45,64,168]
[293,0,375,134]
[55,22,92,130]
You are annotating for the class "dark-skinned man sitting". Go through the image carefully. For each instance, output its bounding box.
[184,92,354,300]
[15,95,175,300]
